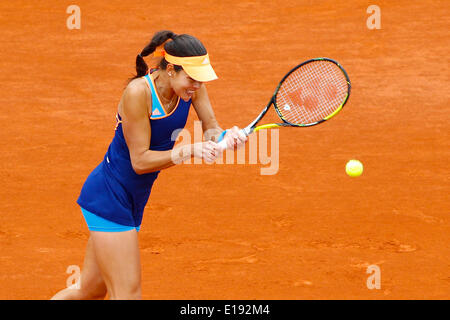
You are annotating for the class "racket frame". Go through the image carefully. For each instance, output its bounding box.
[246,57,351,135]
[218,58,351,150]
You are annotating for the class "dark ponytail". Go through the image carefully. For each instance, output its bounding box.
[129,30,208,82]
[129,30,177,81]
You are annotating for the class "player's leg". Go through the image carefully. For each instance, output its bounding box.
[51,236,107,300]
[90,229,142,300]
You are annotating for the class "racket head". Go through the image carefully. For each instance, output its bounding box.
[273,58,351,127]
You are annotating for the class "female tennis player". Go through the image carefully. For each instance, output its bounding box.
[51,30,246,300]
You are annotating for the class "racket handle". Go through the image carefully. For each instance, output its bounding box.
[217,130,227,142]
[218,139,228,151]
[216,130,228,151]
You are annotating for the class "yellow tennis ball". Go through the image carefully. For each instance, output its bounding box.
[346,160,363,177]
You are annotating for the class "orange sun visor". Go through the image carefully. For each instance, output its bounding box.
[164,53,218,82]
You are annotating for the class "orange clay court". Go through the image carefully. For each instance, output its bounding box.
[0,0,448,299]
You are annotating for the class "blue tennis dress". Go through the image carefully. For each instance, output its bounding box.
[77,73,191,227]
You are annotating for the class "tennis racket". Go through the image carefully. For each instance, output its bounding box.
[217,57,351,150]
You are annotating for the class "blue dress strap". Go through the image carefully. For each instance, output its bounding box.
[144,74,166,119]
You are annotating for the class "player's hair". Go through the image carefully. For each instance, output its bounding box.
[130,30,207,81]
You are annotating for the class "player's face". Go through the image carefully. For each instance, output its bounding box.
[170,69,203,101]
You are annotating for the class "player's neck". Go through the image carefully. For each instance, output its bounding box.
[154,72,176,104]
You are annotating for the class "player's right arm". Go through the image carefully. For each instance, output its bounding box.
[121,80,218,175]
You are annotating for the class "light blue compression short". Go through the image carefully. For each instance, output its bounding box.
[81,208,141,232]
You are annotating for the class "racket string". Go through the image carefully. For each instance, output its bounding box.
[276,60,349,125]
[298,62,341,121]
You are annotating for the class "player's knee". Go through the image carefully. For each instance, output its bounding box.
[125,286,142,300]
[84,286,107,300]
[109,283,142,300]
[79,278,107,300]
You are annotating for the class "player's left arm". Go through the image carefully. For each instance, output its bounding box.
[192,84,247,147]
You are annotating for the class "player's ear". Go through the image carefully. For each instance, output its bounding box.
[166,64,175,76]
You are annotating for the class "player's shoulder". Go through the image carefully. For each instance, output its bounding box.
[124,77,149,100]
[121,77,150,116]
